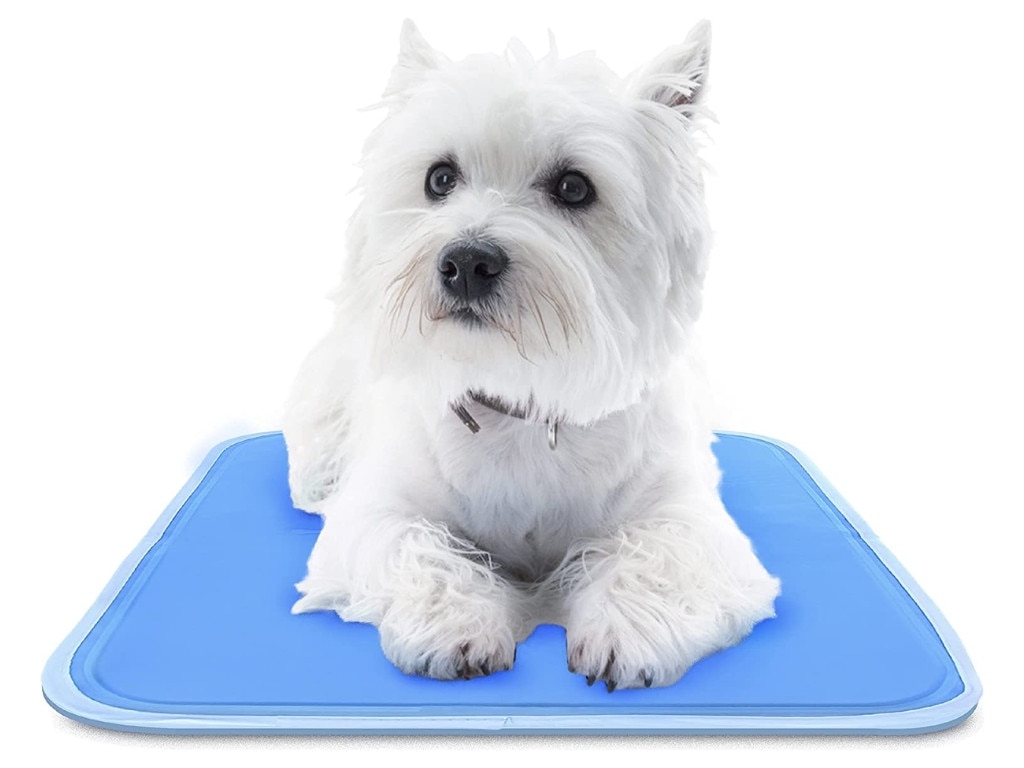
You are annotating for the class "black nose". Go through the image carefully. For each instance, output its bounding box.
[437,240,508,302]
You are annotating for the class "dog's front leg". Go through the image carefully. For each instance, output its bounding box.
[293,474,526,680]
[559,489,780,691]
[281,329,356,514]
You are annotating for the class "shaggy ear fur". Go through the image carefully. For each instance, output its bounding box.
[627,20,711,113]
[384,20,448,100]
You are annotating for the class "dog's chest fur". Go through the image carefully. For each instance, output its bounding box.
[429,401,648,579]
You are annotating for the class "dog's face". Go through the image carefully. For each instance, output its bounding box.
[342,22,712,425]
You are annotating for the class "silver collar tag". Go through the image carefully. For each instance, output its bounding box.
[546,417,558,450]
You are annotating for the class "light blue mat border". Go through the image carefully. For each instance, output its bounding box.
[42,432,982,735]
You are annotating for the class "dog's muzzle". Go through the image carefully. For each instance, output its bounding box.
[437,240,507,302]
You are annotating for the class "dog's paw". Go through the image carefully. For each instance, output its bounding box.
[564,580,776,691]
[378,594,518,681]
[566,623,686,693]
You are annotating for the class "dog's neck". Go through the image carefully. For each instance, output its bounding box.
[450,391,559,450]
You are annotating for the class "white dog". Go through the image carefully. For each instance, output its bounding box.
[284,20,780,691]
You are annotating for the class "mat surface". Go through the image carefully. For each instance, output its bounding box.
[43,433,980,734]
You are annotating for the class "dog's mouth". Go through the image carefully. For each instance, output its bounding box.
[448,307,486,328]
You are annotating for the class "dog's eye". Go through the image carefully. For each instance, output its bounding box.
[553,171,594,207]
[426,163,458,200]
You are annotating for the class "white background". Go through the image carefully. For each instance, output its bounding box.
[2,0,1021,764]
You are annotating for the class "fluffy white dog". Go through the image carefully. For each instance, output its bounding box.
[284,20,780,691]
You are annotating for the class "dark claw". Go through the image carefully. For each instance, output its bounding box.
[605,679,618,693]
[642,672,653,688]
[586,674,596,686]
[600,650,615,681]
[481,660,491,676]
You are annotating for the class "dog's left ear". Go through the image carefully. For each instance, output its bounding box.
[626,20,711,114]
[384,20,448,100]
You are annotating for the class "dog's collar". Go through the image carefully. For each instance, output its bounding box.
[450,392,559,450]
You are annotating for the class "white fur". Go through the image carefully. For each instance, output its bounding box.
[285,19,780,689]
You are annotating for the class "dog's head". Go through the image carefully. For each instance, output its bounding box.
[341,21,712,425]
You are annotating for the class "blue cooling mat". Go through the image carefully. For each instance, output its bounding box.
[43,433,980,735]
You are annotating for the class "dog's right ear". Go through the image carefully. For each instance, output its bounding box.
[625,20,711,118]
[383,20,448,101]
